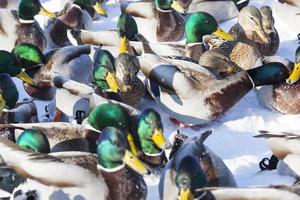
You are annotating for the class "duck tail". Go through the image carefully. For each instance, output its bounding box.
[134,33,155,54]
[195,130,212,146]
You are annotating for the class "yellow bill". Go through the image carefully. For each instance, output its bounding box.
[287,63,300,84]
[119,37,128,54]
[93,2,107,17]
[152,128,169,149]
[180,188,194,200]
[39,7,56,18]
[171,0,185,14]
[16,71,37,86]
[105,72,119,92]
[127,133,139,156]
[212,27,234,41]
[123,150,149,175]
[0,94,6,114]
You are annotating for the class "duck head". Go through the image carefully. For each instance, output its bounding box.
[155,0,186,14]
[88,103,139,156]
[18,0,56,20]
[97,127,149,174]
[73,0,107,17]
[185,12,234,44]
[0,74,19,110]
[115,53,140,92]
[286,46,300,84]
[93,50,119,92]
[0,50,36,86]
[260,6,276,35]
[16,129,50,153]
[117,13,138,53]
[238,6,269,43]
[175,156,208,200]
[137,108,169,155]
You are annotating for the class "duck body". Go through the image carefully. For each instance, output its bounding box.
[159,131,236,200]
[0,0,19,9]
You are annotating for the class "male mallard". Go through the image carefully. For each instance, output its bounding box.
[45,0,107,49]
[93,50,145,106]
[159,131,236,200]
[73,12,234,62]
[0,0,56,52]
[11,43,93,100]
[0,127,149,200]
[136,38,292,125]
[0,74,19,111]
[199,6,274,77]
[255,130,300,180]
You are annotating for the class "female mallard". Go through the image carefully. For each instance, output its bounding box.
[255,130,300,180]
[199,6,273,77]
[136,38,292,125]
[10,43,93,100]
[73,12,234,62]
[0,127,149,200]
[93,50,145,106]
[159,130,236,200]
[46,0,107,49]
[0,0,56,52]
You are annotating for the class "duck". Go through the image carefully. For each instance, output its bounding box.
[0,74,19,111]
[159,130,236,200]
[0,0,56,52]
[199,6,273,77]
[10,43,93,100]
[255,130,300,180]
[255,52,300,114]
[73,12,234,62]
[0,127,149,200]
[93,49,145,107]
[45,0,107,49]
[136,36,292,125]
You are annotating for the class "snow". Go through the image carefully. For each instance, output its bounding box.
[11,0,300,199]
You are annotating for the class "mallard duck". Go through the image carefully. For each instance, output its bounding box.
[11,43,93,100]
[287,46,300,84]
[254,54,300,114]
[0,127,149,200]
[0,0,56,52]
[255,130,300,180]
[45,0,107,49]
[73,12,234,62]
[159,130,236,200]
[199,6,273,77]
[93,50,145,106]
[0,74,19,111]
[136,37,292,125]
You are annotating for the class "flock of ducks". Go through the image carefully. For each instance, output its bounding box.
[0,0,299,199]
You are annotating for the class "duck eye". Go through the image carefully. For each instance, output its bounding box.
[250,17,254,21]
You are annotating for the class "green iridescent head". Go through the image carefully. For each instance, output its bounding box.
[0,50,36,86]
[12,43,45,69]
[88,103,130,131]
[0,74,19,109]
[175,156,207,200]
[16,129,50,153]
[185,12,234,44]
[93,50,118,91]
[74,0,96,7]
[74,0,107,16]
[18,0,56,20]
[117,13,138,41]
[97,127,149,174]
[155,0,185,13]
[137,108,168,154]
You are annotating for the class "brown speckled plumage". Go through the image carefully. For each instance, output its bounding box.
[100,166,147,200]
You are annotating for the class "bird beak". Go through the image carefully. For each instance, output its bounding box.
[255,25,270,43]
[119,37,128,54]
[152,128,170,149]
[127,133,139,156]
[39,7,56,18]
[171,0,185,14]
[93,2,107,17]
[212,27,234,41]
[180,188,194,200]
[105,72,119,92]
[16,71,37,86]
[286,63,300,84]
[123,150,149,175]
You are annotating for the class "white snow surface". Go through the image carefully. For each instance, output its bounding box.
[11,0,300,199]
